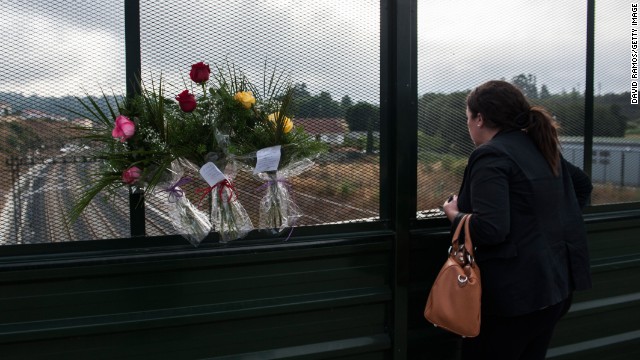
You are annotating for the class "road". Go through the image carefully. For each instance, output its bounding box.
[0,156,380,245]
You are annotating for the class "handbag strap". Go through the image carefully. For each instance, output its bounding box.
[451,214,477,265]
[463,214,476,259]
[451,214,469,248]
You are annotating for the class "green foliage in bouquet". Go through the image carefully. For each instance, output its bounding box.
[66,76,224,224]
[65,82,167,223]
[168,77,226,166]
[208,64,327,167]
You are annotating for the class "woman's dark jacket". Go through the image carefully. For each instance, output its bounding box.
[453,129,593,317]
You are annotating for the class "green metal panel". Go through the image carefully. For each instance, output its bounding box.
[0,215,639,359]
[0,235,393,359]
[547,212,640,359]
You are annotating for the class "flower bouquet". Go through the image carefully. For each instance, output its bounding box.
[171,62,255,242]
[68,60,325,243]
[67,69,234,243]
[207,65,327,234]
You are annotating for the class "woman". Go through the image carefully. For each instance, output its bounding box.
[442,80,593,360]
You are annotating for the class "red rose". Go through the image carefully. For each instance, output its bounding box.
[175,90,197,112]
[189,62,210,84]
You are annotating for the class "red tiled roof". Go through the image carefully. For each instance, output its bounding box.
[23,109,49,116]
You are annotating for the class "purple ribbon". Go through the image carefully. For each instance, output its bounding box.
[162,177,192,202]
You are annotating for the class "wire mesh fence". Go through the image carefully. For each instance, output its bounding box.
[416,0,640,211]
[0,0,380,244]
[0,1,637,245]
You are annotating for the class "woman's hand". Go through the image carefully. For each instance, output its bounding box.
[442,195,459,223]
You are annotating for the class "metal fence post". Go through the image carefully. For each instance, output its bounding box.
[125,0,145,237]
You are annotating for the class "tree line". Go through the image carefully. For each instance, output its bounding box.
[292,75,635,155]
[1,73,635,158]
[419,74,635,156]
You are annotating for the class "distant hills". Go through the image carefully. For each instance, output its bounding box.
[0,92,120,120]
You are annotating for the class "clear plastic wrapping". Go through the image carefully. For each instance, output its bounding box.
[155,158,212,247]
[208,162,253,243]
[255,158,315,234]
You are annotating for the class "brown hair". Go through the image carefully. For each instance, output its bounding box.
[466,80,561,176]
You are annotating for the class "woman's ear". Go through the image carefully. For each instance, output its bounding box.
[476,113,484,128]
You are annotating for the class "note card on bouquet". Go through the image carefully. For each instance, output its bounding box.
[254,145,281,174]
[200,162,227,186]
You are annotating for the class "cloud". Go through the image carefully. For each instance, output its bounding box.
[418,0,631,95]
[138,1,380,103]
[0,0,632,103]
[0,0,125,97]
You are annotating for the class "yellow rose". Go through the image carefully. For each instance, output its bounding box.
[233,91,255,109]
[267,112,293,133]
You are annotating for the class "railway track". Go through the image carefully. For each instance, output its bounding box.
[1,156,381,245]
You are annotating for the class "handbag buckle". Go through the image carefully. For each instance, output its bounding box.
[451,244,475,266]
[467,253,475,266]
[457,274,468,287]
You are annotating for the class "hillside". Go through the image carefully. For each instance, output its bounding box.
[0,92,120,120]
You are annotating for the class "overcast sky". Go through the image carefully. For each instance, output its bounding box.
[0,0,632,103]
[419,0,631,96]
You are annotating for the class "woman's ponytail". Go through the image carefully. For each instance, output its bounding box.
[525,106,561,176]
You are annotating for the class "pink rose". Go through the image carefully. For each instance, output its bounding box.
[111,115,135,142]
[189,62,210,84]
[122,166,142,185]
[175,90,197,112]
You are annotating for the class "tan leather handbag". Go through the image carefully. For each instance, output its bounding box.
[424,214,481,337]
